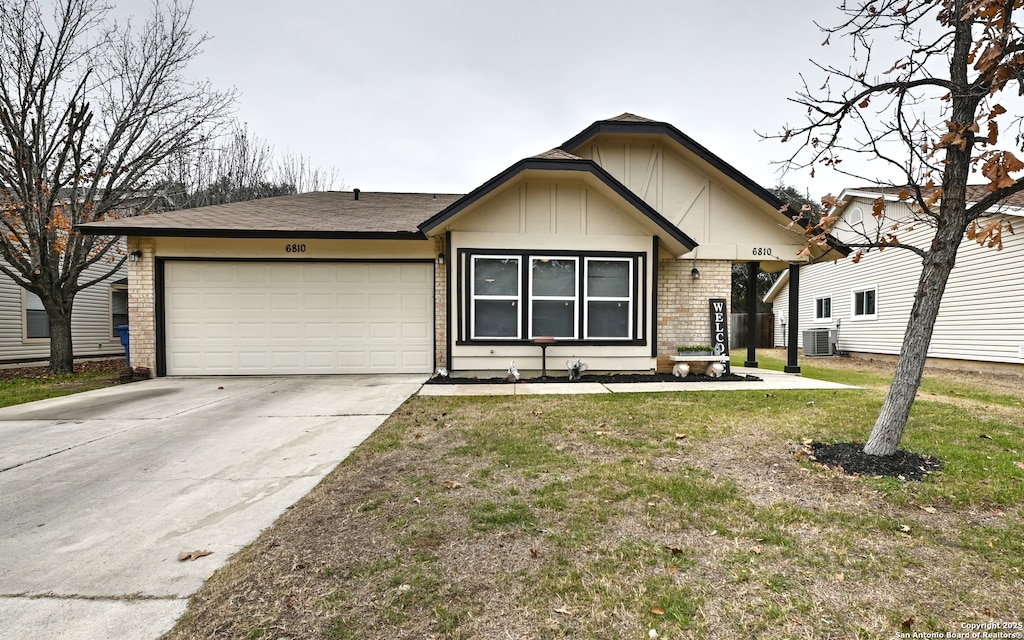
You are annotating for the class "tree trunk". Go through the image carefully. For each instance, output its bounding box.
[44,296,76,375]
[863,220,965,456]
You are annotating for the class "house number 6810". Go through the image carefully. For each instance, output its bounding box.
[751,247,773,256]
[285,243,306,253]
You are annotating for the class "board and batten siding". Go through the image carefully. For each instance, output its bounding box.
[0,258,126,363]
[771,210,1024,365]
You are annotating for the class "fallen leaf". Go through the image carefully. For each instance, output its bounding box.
[751,546,762,555]
[899,524,911,533]
[664,546,686,555]
[651,606,666,615]
[178,549,213,562]
[530,548,539,558]
[980,433,993,439]
[1014,461,1024,470]
[835,573,845,582]
[554,607,572,615]
[444,480,463,489]
[919,505,938,514]
[901,617,915,631]
[674,433,687,440]
[667,565,678,574]
[412,497,421,504]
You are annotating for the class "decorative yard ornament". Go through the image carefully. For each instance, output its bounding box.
[506,361,520,383]
[566,358,588,381]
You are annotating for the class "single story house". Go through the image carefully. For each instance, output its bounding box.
[0,260,128,365]
[765,186,1024,370]
[79,114,834,377]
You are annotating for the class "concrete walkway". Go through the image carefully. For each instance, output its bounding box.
[418,366,858,396]
[0,375,423,640]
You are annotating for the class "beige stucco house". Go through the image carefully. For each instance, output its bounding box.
[79,114,825,377]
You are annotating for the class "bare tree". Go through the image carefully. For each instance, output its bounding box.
[773,0,1023,455]
[0,0,234,373]
[158,124,342,209]
[275,150,340,194]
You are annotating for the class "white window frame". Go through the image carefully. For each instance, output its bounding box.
[813,294,833,323]
[470,255,522,340]
[528,256,578,339]
[583,257,634,340]
[850,286,878,321]
[110,284,129,338]
[847,206,864,225]
[23,290,50,341]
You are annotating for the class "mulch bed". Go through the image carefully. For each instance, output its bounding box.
[0,358,126,380]
[425,372,762,384]
[811,441,942,480]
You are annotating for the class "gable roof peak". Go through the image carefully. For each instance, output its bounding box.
[605,112,659,123]
[531,148,584,161]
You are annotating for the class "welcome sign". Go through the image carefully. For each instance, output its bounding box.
[710,298,730,374]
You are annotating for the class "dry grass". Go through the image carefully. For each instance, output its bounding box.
[162,357,1024,640]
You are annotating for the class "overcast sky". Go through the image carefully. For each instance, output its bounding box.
[117,0,860,199]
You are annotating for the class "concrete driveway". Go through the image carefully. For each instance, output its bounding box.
[0,375,424,640]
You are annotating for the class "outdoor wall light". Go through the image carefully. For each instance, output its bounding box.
[129,250,143,262]
[691,265,701,280]
[437,252,445,265]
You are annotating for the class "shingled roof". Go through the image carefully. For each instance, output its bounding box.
[845,185,1024,210]
[78,191,463,238]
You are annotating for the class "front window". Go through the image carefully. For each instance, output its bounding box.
[466,251,640,342]
[471,256,521,339]
[814,295,832,322]
[585,258,632,339]
[851,287,877,320]
[24,292,50,339]
[530,258,577,338]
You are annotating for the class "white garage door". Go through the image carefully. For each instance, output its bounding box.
[164,261,434,375]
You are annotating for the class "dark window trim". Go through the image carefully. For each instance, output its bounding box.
[457,248,647,347]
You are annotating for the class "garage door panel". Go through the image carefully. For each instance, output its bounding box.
[401,349,432,368]
[369,322,398,339]
[164,261,433,375]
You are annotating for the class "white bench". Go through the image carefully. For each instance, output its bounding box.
[669,354,730,377]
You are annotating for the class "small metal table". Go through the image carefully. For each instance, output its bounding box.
[533,337,555,378]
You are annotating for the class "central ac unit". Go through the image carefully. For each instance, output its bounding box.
[803,329,833,357]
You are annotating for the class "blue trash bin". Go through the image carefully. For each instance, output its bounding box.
[115,324,130,369]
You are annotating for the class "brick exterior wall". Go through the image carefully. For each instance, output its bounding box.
[434,261,448,371]
[656,259,731,372]
[127,238,156,376]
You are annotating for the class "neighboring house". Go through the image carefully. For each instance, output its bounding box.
[765,186,1024,369]
[0,258,128,364]
[79,114,835,377]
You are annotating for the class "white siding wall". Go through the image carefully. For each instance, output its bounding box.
[771,207,1024,365]
[0,258,127,363]
[771,285,790,348]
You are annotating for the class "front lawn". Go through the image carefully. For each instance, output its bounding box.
[165,356,1024,640]
[0,360,126,408]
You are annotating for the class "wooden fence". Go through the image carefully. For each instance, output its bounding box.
[729,313,775,349]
